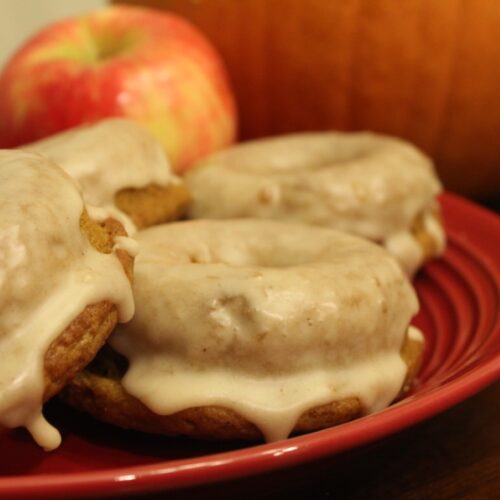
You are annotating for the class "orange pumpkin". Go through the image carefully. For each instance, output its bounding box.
[119,0,500,199]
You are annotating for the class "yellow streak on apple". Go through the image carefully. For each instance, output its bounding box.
[181,58,236,150]
[26,22,141,65]
[25,25,95,65]
[119,68,182,168]
[122,58,234,170]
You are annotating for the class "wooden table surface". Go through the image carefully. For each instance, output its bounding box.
[141,380,499,500]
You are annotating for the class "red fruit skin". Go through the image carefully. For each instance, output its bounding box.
[0,6,237,172]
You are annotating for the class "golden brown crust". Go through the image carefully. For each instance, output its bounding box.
[399,330,425,397]
[114,183,190,230]
[411,209,444,264]
[61,330,423,440]
[42,211,133,401]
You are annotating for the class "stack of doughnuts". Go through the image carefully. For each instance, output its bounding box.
[1,124,444,448]
[0,150,135,450]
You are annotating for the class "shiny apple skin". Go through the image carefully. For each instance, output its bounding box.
[0,6,237,172]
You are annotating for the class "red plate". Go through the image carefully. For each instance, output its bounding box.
[1,192,499,498]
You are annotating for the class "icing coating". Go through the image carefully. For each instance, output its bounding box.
[0,150,135,450]
[185,132,445,275]
[111,219,421,442]
[25,118,179,233]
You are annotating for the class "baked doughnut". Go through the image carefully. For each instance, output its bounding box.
[185,132,446,275]
[24,118,190,233]
[63,219,424,442]
[0,150,135,450]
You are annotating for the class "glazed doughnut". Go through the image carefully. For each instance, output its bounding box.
[0,150,135,450]
[185,132,446,275]
[24,118,190,233]
[63,219,424,442]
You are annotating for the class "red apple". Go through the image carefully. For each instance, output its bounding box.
[0,6,237,173]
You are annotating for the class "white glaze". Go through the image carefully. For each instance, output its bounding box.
[0,150,135,450]
[185,132,445,275]
[110,219,422,442]
[408,325,424,342]
[24,118,180,234]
